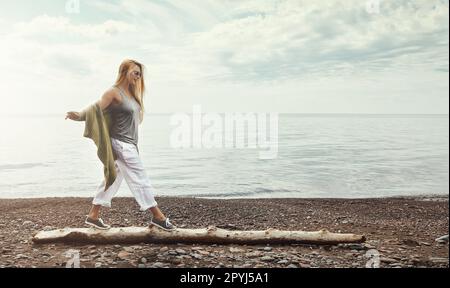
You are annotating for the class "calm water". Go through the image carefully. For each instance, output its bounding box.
[0,114,448,199]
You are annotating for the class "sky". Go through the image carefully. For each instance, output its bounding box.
[0,0,448,115]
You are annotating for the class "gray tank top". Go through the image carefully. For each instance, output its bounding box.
[106,86,141,146]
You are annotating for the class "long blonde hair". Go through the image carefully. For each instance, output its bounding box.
[114,59,146,120]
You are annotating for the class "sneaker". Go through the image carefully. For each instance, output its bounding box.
[150,217,176,231]
[85,216,111,230]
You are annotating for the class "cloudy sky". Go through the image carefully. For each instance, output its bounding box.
[0,0,448,115]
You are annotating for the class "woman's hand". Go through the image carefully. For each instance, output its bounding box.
[65,111,81,121]
[65,89,116,121]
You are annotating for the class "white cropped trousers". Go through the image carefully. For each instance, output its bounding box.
[92,138,158,211]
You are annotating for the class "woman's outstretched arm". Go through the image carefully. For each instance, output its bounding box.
[65,89,118,121]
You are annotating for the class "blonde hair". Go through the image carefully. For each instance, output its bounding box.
[114,59,146,121]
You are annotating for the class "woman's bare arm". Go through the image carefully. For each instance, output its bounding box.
[96,88,117,111]
[65,89,118,121]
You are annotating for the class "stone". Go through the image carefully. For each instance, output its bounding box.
[260,256,274,262]
[117,251,131,260]
[22,221,34,228]
[297,257,311,263]
[175,248,187,254]
[364,244,376,249]
[287,264,298,268]
[190,253,203,260]
[299,263,311,268]
[245,251,262,258]
[429,257,448,264]
[402,239,420,247]
[15,254,31,260]
[381,257,398,264]
[435,235,449,243]
[123,247,134,253]
[347,244,366,251]
[170,258,183,265]
[229,247,245,253]
[151,262,166,268]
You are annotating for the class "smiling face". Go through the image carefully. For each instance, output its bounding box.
[128,64,142,86]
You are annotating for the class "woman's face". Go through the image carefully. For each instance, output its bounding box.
[128,64,142,85]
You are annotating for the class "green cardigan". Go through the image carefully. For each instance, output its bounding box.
[79,104,117,192]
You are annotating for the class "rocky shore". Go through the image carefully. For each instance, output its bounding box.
[0,196,448,268]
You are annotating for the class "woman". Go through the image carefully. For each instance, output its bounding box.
[65,59,176,231]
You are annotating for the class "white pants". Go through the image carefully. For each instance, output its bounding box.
[92,138,158,211]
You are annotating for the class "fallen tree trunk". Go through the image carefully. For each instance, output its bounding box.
[32,226,365,245]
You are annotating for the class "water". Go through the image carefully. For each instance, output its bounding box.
[0,114,448,199]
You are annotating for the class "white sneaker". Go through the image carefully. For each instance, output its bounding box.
[150,217,176,231]
[85,216,111,230]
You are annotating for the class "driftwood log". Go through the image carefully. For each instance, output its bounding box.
[32,226,365,245]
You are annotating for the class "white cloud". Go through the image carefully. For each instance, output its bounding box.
[14,15,137,40]
[77,0,450,83]
[180,0,449,82]
[0,0,448,114]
